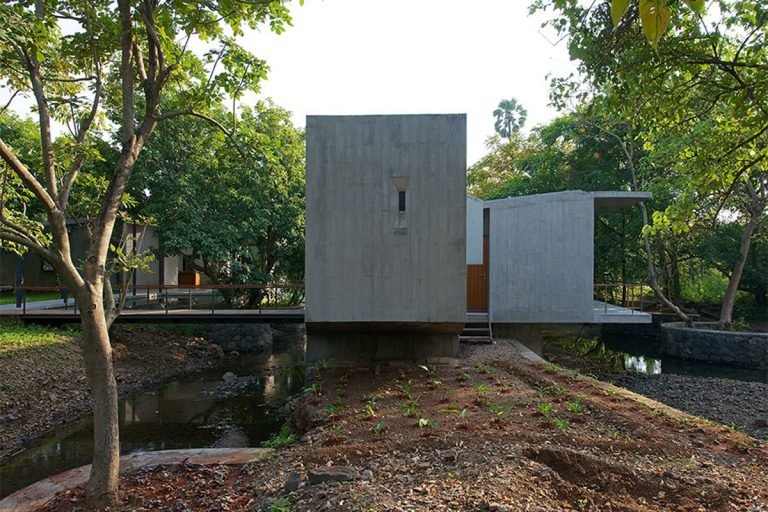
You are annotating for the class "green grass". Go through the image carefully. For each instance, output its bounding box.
[0,320,77,356]
[0,291,64,305]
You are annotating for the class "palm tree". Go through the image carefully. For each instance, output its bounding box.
[493,98,528,139]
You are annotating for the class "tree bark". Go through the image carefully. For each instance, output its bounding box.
[78,285,120,508]
[718,217,759,330]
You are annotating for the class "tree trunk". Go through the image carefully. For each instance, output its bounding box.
[718,217,759,330]
[79,286,121,507]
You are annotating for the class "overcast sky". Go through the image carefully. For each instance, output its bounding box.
[1,1,577,167]
[242,0,577,165]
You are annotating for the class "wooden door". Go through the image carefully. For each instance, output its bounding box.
[466,235,489,311]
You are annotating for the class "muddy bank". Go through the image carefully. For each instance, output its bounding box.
[0,325,224,463]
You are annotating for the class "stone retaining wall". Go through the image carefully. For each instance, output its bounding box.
[661,322,768,369]
[206,323,306,354]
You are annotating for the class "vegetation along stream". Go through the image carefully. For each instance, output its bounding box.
[0,347,305,499]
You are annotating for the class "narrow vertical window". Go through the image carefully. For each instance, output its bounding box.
[398,190,406,212]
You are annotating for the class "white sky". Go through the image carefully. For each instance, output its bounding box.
[242,0,577,165]
[2,1,576,167]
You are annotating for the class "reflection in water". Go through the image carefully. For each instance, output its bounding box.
[624,355,662,375]
[0,348,305,499]
[545,325,768,383]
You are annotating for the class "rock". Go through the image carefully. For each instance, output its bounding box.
[308,466,358,485]
[360,469,373,481]
[755,417,768,428]
[282,471,302,493]
[222,371,237,382]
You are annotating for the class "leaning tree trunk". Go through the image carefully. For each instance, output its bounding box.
[78,284,121,508]
[718,217,759,330]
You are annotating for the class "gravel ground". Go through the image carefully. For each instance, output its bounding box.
[616,372,768,440]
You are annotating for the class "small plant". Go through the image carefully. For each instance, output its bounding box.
[303,383,322,395]
[397,380,415,398]
[418,417,438,429]
[271,497,292,512]
[324,396,344,417]
[261,424,297,451]
[538,383,567,398]
[440,407,469,419]
[538,402,554,418]
[399,397,420,417]
[475,361,497,377]
[474,382,491,394]
[553,417,570,432]
[566,397,586,415]
[418,364,435,375]
[428,379,443,389]
[364,401,377,418]
[577,498,589,511]
[488,402,507,417]
[373,421,387,437]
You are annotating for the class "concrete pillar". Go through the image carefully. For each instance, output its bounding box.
[493,323,543,355]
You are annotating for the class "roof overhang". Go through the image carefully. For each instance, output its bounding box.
[592,192,652,212]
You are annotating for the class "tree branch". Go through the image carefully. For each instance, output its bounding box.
[157,109,249,160]
[0,138,57,211]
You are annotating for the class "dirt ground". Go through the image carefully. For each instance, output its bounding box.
[0,325,223,463]
[41,339,768,512]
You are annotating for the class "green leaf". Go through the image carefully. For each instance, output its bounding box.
[639,0,671,47]
[682,0,706,14]
[611,0,631,28]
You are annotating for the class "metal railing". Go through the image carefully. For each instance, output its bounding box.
[594,282,650,314]
[1,283,305,316]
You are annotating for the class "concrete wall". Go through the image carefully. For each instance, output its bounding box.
[487,191,594,323]
[466,195,484,265]
[305,114,467,325]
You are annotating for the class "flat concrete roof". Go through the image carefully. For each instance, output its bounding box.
[592,191,652,211]
[482,190,652,211]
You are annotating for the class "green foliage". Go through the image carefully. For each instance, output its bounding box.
[565,398,586,415]
[0,320,75,356]
[553,417,570,432]
[373,421,387,437]
[270,497,292,512]
[493,98,527,139]
[538,402,554,418]
[133,101,305,307]
[418,418,438,429]
[260,424,297,451]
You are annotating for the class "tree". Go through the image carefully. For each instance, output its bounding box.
[493,98,528,139]
[533,0,768,329]
[0,0,298,505]
[133,101,305,306]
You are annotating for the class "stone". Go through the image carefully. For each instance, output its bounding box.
[755,417,768,428]
[222,372,237,382]
[282,471,302,493]
[308,466,358,485]
[360,469,373,481]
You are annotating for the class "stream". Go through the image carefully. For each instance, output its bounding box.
[544,325,768,384]
[0,346,305,499]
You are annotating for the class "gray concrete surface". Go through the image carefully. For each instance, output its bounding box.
[487,191,595,323]
[305,114,466,325]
